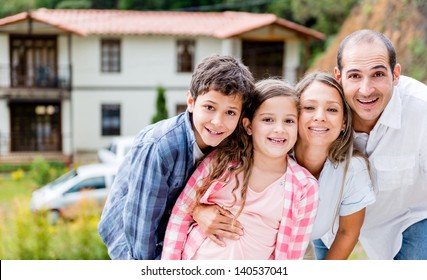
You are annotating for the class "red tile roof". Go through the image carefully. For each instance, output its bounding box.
[0,8,324,40]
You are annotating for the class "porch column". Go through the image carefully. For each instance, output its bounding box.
[0,100,9,155]
[221,39,241,58]
[284,39,299,83]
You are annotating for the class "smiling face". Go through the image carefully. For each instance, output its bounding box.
[298,81,345,148]
[187,89,243,150]
[335,40,400,133]
[243,96,298,161]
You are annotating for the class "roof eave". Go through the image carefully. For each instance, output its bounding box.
[0,11,29,26]
[30,12,87,36]
[216,16,324,40]
[0,11,86,36]
[275,18,325,40]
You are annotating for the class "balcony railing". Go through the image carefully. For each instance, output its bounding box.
[0,64,71,90]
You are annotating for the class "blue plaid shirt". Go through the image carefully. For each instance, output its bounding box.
[98,111,197,259]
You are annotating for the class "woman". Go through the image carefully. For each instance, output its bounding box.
[294,72,375,259]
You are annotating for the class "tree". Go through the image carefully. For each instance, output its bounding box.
[55,0,91,9]
[0,0,36,17]
[151,86,169,124]
[92,0,118,9]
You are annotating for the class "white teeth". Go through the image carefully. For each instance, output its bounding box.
[269,138,285,143]
[207,128,222,135]
[358,98,377,103]
[310,127,328,131]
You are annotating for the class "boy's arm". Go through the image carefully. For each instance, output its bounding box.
[192,204,243,247]
[124,144,169,260]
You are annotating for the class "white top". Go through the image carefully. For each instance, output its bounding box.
[355,76,427,259]
[311,157,375,241]
[193,142,204,164]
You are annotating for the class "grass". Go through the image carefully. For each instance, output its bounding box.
[349,242,368,260]
[0,171,109,260]
[0,175,36,203]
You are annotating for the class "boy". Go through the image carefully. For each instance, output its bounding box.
[98,54,255,260]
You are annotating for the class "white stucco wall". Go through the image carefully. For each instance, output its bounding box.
[71,35,221,88]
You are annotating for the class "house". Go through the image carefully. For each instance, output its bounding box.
[0,8,323,162]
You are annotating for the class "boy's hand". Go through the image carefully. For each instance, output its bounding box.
[192,204,244,247]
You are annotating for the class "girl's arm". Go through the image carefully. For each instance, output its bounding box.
[324,208,365,260]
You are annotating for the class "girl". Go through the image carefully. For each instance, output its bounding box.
[294,72,376,259]
[161,79,319,260]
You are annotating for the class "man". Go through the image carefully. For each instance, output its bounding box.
[193,30,427,260]
[333,29,427,260]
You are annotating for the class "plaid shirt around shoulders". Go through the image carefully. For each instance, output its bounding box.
[98,111,197,260]
[162,154,319,260]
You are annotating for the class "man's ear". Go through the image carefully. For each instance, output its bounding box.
[242,117,252,135]
[334,67,341,81]
[186,91,194,112]
[393,63,401,86]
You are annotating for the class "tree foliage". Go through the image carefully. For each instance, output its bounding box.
[0,0,36,17]
[151,86,169,124]
[56,0,91,9]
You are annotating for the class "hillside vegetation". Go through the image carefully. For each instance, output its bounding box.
[311,0,427,84]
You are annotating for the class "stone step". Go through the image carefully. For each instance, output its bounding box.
[0,152,71,165]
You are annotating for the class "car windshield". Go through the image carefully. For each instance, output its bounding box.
[48,169,78,189]
[124,146,132,156]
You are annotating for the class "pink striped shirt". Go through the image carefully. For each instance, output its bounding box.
[161,153,319,260]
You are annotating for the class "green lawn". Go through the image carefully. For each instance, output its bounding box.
[0,175,36,204]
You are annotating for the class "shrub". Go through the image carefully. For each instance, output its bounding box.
[29,157,67,187]
[0,197,109,259]
[151,85,169,124]
[11,169,25,181]
[30,157,51,187]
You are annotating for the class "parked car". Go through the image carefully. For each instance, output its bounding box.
[30,163,118,223]
[97,136,134,164]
